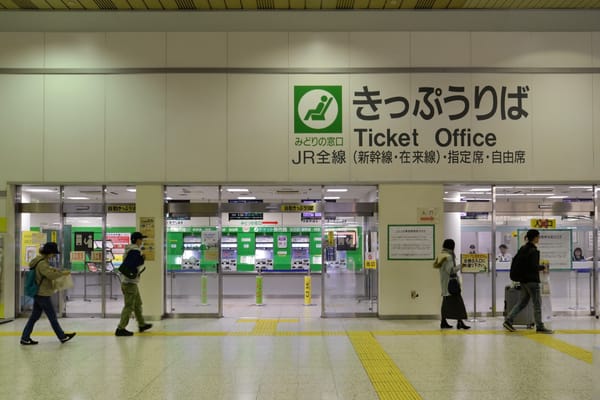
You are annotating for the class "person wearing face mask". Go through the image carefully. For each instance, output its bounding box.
[20,242,76,345]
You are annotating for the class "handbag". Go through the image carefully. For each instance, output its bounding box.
[52,274,74,292]
[448,273,461,295]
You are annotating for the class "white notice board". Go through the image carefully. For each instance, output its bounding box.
[388,224,435,260]
[518,229,572,270]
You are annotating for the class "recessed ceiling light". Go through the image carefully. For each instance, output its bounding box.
[24,188,56,193]
[326,188,348,192]
[237,196,256,200]
[227,188,249,192]
[324,196,340,200]
[126,188,136,193]
[547,196,568,199]
[469,188,491,192]
[66,196,89,200]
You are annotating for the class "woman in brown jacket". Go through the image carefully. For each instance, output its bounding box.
[20,242,76,345]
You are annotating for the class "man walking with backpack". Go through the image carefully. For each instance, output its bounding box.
[115,232,152,336]
[503,229,554,334]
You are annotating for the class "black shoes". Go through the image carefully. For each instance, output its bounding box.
[115,328,134,336]
[457,320,471,330]
[60,332,76,343]
[20,338,39,345]
[440,320,453,329]
[139,323,153,333]
[503,320,517,332]
[536,327,554,334]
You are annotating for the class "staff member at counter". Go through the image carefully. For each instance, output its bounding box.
[497,244,512,262]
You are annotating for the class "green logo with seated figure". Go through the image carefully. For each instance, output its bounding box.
[294,86,342,133]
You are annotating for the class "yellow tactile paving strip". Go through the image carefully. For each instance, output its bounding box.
[348,331,423,400]
[2,319,597,400]
[524,332,593,364]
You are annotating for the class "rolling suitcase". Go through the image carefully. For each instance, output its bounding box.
[504,285,534,328]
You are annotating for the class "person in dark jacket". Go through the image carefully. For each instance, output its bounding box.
[20,242,76,345]
[503,229,553,334]
[434,239,470,330]
[115,232,153,336]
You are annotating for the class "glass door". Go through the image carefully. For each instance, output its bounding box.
[62,186,107,316]
[321,194,379,317]
[165,186,221,317]
[15,185,62,316]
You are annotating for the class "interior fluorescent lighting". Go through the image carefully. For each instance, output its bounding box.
[496,193,525,196]
[324,196,340,200]
[326,188,348,193]
[569,186,592,189]
[468,188,491,192]
[126,188,136,193]
[66,196,89,200]
[547,195,568,199]
[237,196,256,200]
[525,193,554,196]
[25,188,56,193]
[227,188,249,192]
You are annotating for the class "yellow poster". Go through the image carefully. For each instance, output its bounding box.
[460,253,489,273]
[70,251,85,262]
[21,231,46,267]
[91,251,103,262]
[142,238,155,261]
[365,252,377,269]
[139,217,155,239]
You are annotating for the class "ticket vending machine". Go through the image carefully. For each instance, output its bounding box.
[182,235,201,270]
[254,235,274,271]
[221,234,237,271]
[291,234,310,271]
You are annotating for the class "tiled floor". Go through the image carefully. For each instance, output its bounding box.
[0,315,598,400]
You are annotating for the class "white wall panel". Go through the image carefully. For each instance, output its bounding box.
[349,32,410,68]
[0,33,44,68]
[289,33,350,68]
[166,74,227,182]
[166,32,227,67]
[105,32,166,68]
[228,32,289,68]
[527,33,593,68]
[105,75,166,182]
[471,74,534,181]
[228,74,288,182]
[45,33,108,68]
[349,74,412,181]
[411,32,470,67]
[0,75,44,185]
[288,75,351,182]
[472,32,532,68]
[531,74,594,180]
[593,33,600,68]
[44,75,105,182]
[594,75,600,173]
[378,184,443,316]
[410,74,473,181]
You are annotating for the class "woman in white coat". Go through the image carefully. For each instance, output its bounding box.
[434,239,470,330]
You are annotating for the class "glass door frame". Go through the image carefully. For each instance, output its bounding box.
[320,200,379,318]
[62,195,108,317]
[164,195,223,318]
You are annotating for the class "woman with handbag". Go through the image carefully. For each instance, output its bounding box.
[433,239,470,330]
[20,242,76,345]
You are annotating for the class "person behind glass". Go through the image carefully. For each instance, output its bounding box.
[435,239,470,330]
[20,242,76,345]
[573,247,585,261]
[497,244,512,262]
[115,232,153,337]
[503,229,554,334]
